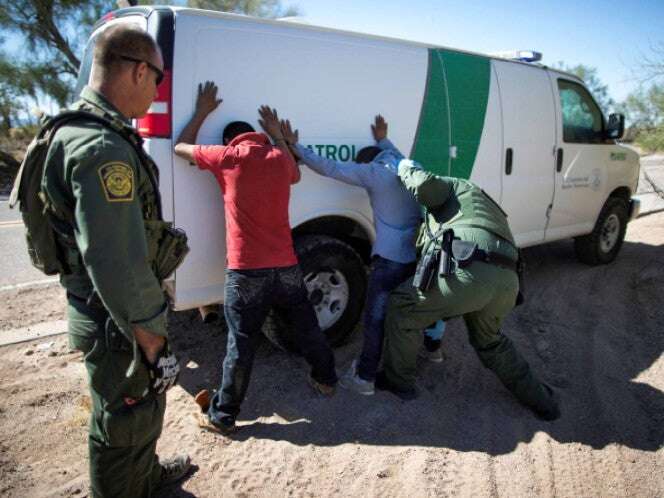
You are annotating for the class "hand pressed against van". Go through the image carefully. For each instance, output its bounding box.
[258,105,284,141]
[258,106,297,167]
[195,81,223,116]
[280,119,298,144]
[371,114,388,142]
[174,80,223,163]
[280,119,301,161]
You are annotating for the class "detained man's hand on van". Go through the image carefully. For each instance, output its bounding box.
[280,119,302,161]
[258,106,284,141]
[195,81,223,116]
[280,119,299,145]
[372,114,388,142]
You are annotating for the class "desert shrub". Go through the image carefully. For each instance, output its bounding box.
[636,127,664,153]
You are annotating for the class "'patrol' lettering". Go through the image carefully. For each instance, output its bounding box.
[325,145,337,160]
[338,145,351,162]
[304,144,360,162]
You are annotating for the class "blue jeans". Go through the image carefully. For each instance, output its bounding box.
[357,256,416,381]
[209,265,337,423]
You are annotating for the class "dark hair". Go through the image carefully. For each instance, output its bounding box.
[222,121,255,144]
[93,24,159,74]
[355,146,382,164]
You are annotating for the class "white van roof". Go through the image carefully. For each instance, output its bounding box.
[132,6,580,79]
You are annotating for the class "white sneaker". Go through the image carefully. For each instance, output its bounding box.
[338,360,375,395]
[419,347,443,363]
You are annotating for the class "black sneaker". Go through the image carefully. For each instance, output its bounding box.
[530,384,561,421]
[423,335,442,353]
[374,371,418,401]
[196,412,236,435]
[159,454,191,486]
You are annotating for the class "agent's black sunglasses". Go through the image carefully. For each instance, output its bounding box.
[117,54,164,85]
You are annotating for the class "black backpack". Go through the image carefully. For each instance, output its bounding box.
[8,109,186,277]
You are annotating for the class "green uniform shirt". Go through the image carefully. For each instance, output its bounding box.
[42,86,167,344]
[398,160,518,261]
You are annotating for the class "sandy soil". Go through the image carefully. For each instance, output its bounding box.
[1,213,664,498]
[0,285,66,331]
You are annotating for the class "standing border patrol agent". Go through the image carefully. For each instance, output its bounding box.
[377,159,560,421]
[41,25,190,496]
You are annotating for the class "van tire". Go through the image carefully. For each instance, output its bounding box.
[262,235,367,352]
[574,197,629,265]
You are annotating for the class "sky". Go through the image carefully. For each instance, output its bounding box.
[3,0,662,110]
[290,0,664,103]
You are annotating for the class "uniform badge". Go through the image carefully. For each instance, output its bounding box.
[98,162,134,202]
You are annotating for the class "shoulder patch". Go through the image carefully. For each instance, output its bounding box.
[98,162,134,202]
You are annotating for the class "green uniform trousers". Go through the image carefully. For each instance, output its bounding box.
[68,296,165,498]
[383,261,551,411]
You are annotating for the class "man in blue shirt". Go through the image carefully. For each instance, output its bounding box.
[281,115,441,394]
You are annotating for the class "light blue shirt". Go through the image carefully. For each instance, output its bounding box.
[295,139,422,263]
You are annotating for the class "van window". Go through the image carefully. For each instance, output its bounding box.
[557,79,604,144]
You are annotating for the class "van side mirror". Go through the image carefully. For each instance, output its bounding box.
[606,113,625,140]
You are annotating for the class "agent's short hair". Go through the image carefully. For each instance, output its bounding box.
[223,121,255,144]
[355,146,382,164]
[93,24,159,74]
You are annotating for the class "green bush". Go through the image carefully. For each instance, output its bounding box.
[636,127,664,153]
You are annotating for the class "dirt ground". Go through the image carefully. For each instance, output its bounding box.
[0,285,66,331]
[1,213,663,498]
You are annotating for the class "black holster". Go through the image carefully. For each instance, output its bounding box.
[144,220,190,281]
[438,229,456,277]
[413,245,440,292]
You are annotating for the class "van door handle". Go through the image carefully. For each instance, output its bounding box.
[556,148,564,172]
[505,148,513,175]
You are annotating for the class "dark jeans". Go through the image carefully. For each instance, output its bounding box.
[209,265,337,423]
[357,256,416,381]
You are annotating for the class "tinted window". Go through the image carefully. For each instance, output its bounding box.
[557,79,604,144]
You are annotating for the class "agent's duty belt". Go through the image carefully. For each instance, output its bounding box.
[67,290,106,311]
[413,228,520,292]
[456,245,517,272]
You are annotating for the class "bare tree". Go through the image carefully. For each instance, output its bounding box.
[638,41,664,84]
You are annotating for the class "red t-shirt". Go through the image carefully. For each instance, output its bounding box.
[193,132,299,270]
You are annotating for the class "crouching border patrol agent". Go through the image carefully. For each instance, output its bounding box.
[377,159,560,421]
[18,25,191,496]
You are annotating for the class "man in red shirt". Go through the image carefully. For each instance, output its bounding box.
[174,81,337,434]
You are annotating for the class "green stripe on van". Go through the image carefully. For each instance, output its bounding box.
[411,50,451,176]
[412,49,490,179]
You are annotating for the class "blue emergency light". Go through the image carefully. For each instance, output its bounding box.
[491,50,543,63]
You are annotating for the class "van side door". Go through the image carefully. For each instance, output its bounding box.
[494,60,556,246]
[545,77,614,240]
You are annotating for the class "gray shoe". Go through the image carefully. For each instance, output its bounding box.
[159,454,191,486]
[338,360,375,395]
[419,347,443,363]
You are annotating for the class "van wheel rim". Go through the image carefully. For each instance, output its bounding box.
[600,214,620,253]
[304,270,349,330]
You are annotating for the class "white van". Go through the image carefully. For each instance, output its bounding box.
[77,6,641,346]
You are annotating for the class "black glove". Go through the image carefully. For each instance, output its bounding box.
[145,343,180,394]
